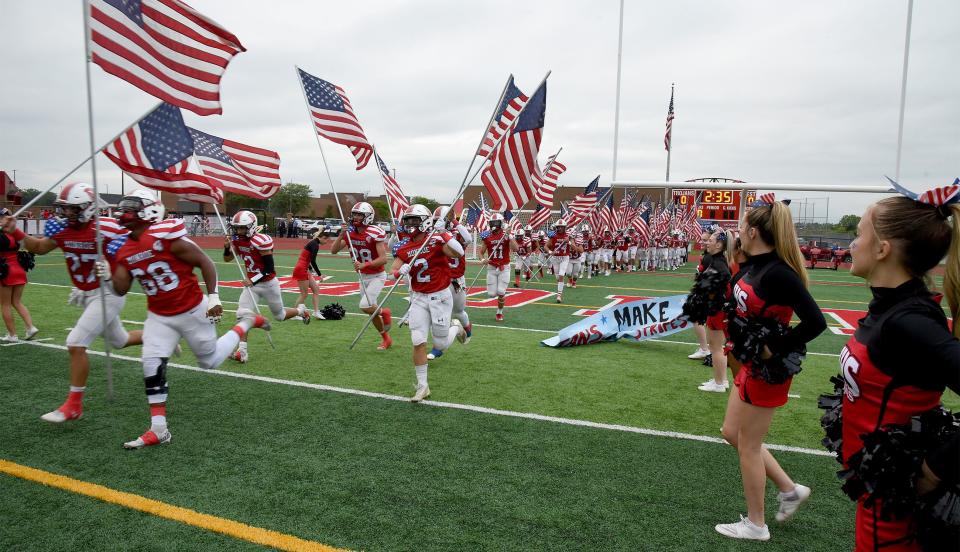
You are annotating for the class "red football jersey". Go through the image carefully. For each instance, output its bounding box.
[548,232,570,256]
[482,231,511,268]
[113,219,203,316]
[396,233,452,294]
[447,227,467,279]
[45,217,128,291]
[516,236,532,256]
[570,236,583,260]
[601,236,613,248]
[346,224,387,274]
[616,236,630,251]
[230,233,275,282]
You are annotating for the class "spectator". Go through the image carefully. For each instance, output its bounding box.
[292,217,302,238]
[276,218,287,238]
[190,214,202,236]
[0,214,39,343]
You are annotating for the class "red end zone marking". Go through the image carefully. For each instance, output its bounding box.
[575,295,870,336]
[464,287,554,308]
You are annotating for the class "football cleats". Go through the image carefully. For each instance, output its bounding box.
[351,201,375,226]
[401,204,432,234]
[55,182,97,225]
[117,189,165,225]
[230,210,258,237]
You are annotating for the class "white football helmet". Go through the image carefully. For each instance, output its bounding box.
[554,219,567,232]
[488,212,505,231]
[230,210,258,236]
[515,228,525,237]
[117,189,165,223]
[401,204,433,234]
[432,205,451,231]
[55,182,97,224]
[580,224,590,233]
[523,224,533,233]
[351,201,375,226]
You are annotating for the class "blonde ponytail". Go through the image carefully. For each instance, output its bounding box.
[944,204,960,338]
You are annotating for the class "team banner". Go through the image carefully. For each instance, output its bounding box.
[541,295,691,347]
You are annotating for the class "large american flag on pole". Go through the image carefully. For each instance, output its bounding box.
[297,68,373,170]
[375,152,410,221]
[480,82,547,211]
[664,86,675,151]
[102,103,222,203]
[568,176,601,216]
[188,127,280,199]
[532,150,566,207]
[88,0,245,116]
[631,205,651,242]
[599,194,615,232]
[528,203,551,229]
[477,76,529,158]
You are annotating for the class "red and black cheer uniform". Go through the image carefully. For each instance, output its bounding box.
[0,232,27,286]
[729,251,826,407]
[292,238,323,281]
[840,279,960,552]
[702,253,732,332]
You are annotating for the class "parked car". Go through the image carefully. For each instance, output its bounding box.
[322,218,343,236]
[300,219,324,234]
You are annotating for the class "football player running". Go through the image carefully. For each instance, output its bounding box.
[331,202,393,350]
[224,210,309,364]
[547,219,571,303]
[427,206,473,360]
[513,226,533,287]
[391,204,466,402]
[102,190,270,449]
[479,213,518,321]
[1,182,143,424]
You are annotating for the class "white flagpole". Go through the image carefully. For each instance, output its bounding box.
[894,0,914,182]
[349,71,551,349]
[82,0,113,401]
[294,66,373,311]
[665,83,674,205]
[612,0,625,184]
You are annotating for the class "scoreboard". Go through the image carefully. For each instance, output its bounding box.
[671,189,757,222]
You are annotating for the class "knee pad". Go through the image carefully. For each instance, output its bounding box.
[143,357,169,400]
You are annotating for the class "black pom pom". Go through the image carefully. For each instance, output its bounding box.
[916,484,960,552]
[681,269,730,324]
[702,354,713,367]
[818,375,845,460]
[320,303,346,320]
[0,257,7,281]
[17,251,35,272]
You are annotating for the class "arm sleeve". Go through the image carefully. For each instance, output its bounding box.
[261,254,275,276]
[307,241,321,274]
[765,265,827,353]
[445,236,464,256]
[456,224,473,245]
[882,310,960,393]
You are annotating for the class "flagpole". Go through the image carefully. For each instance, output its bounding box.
[612,0,625,183]
[665,83,674,204]
[294,66,372,309]
[894,0,913,181]
[349,70,552,349]
[210,201,275,349]
[11,102,164,219]
[81,0,113,401]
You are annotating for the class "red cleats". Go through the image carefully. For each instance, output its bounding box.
[495,313,504,322]
[380,307,392,333]
[40,406,83,423]
[377,331,392,350]
[123,429,172,449]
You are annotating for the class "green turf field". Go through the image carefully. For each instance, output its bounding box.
[1,249,954,551]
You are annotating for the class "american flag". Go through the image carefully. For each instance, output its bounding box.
[464,204,488,232]
[664,86,675,151]
[655,204,674,237]
[188,127,280,199]
[477,76,529,158]
[568,177,601,216]
[504,210,522,234]
[616,191,631,228]
[532,151,566,207]
[375,152,410,221]
[528,203,551,229]
[102,103,222,203]
[88,0,245,116]
[631,206,651,242]
[298,68,373,170]
[599,194,615,232]
[480,82,547,211]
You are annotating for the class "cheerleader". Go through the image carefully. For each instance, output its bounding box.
[292,231,327,319]
[688,229,714,361]
[715,195,827,540]
[0,212,38,343]
[698,228,734,393]
[828,185,959,551]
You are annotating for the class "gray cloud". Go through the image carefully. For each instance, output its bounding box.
[1,0,956,221]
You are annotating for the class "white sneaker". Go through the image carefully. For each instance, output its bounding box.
[40,408,83,423]
[297,304,310,325]
[776,484,811,522]
[715,515,770,541]
[411,385,431,403]
[452,319,465,344]
[123,429,172,449]
[698,380,728,393]
[1,334,17,343]
[688,348,710,360]
[313,310,325,320]
[24,327,39,340]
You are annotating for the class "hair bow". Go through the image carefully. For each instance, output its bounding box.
[750,192,791,207]
[885,176,960,207]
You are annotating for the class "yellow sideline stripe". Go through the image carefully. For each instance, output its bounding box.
[0,459,349,552]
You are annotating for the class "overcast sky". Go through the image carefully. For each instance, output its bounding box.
[1,0,957,222]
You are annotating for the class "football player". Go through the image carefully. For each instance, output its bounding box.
[479,213,518,321]
[546,220,571,303]
[331,202,393,350]
[224,210,309,363]
[102,190,270,448]
[513,226,533,287]
[1,182,142,423]
[566,231,584,289]
[427,206,473,359]
[391,204,466,401]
